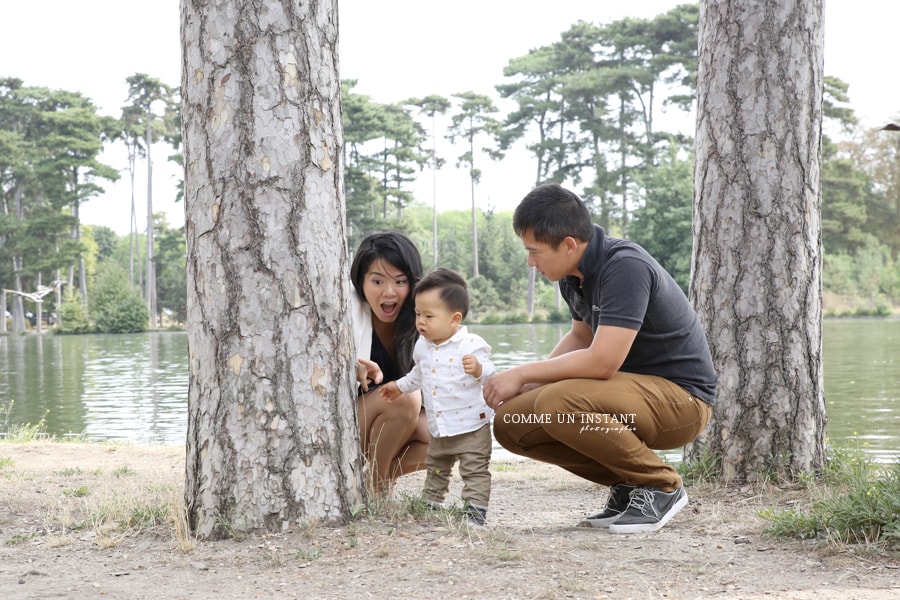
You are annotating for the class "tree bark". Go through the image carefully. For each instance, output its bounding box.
[688,0,826,481]
[181,0,363,539]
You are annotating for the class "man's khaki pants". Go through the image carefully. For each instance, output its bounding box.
[493,373,712,491]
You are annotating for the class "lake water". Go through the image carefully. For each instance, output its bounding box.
[1,320,898,462]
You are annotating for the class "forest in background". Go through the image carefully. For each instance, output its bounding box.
[2,3,898,333]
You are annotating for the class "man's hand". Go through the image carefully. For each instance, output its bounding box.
[462,354,482,379]
[483,367,526,409]
[356,358,383,392]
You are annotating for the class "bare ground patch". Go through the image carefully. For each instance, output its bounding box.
[1,442,898,599]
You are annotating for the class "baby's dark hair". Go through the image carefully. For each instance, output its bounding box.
[414,268,469,319]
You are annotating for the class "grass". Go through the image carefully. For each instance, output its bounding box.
[3,417,51,442]
[1,399,91,443]
[4,432,896,564]
[758,437,900,548]
[63,485,90,497]
[674,445,720,485]
[1,438,193,552]
[294,546,322,561]
[113,465,136,477]
[665,437,900,550]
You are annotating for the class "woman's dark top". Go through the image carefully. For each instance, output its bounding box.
[370,330,401,384]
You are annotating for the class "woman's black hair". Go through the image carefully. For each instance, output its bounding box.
[350,231,423,372]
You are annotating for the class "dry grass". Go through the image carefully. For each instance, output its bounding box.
[2,441,899,600]
[1,441,187,551]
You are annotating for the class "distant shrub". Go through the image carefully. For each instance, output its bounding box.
[56,291,91,334]
[90,265,149,333]
[506,312,530,324]
[546,309,569,323]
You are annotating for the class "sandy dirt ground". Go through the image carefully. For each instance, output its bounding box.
[1,441,898,600]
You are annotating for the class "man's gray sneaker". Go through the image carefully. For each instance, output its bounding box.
[608,486,688,534]
[577,484,635,528]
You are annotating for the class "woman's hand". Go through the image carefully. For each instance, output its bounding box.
[356,358,383,392]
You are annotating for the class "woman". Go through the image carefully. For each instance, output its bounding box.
[351,232,429,491]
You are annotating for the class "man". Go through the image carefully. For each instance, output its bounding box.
[484,183,717,534]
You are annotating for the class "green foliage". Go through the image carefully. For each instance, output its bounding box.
[676,445,720,485]
[758,506,822,540]
[497,5,698,232]
[1,410,48,442]
[54,467,84,476]
[467,275,502,318]
[153,217,186,323]
[56,290,90,334]
[821,156,873,255]
[545,308,570,323]
[824,239,898,314]
[126,502,169,530]
[4,532,38,546]
[63,485,90,498]
[90,225,119,262]
[294,546,322,561]
[342,80,432,242]
[759,438,900,547]
[90,264,149,333]
[629,145,694,292]
[506,311,531,324]
[113,465,136,477]
[0,78,124,333]
[3,10,897,326]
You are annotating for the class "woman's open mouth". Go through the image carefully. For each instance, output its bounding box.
[379,302,398,320]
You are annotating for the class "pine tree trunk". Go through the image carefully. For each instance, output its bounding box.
[688,0,826,481]
[181,0,363,539]
[146,112,156,328]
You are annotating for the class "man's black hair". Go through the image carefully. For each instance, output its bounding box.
[513,183,594,247]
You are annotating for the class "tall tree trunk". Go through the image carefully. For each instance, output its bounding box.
[431,112,438,268]
[469,130,479,278]
[128,146,138,285]
[181,0,363,540]
[145,109,157,328]
[74,203,88,306]
[619,96,628,235]
[470,173,479,278]
[34,273,43,335]
[688,0,826,481]
[11,184,26,332]
[70,169,88,305]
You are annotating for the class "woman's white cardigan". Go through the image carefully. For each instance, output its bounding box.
[351,290,372,362]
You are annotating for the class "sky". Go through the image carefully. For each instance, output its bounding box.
[2,0,899,235]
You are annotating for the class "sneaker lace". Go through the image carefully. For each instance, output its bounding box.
[626,488,660,519]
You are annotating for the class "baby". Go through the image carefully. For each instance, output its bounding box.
[380,268,495,524]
